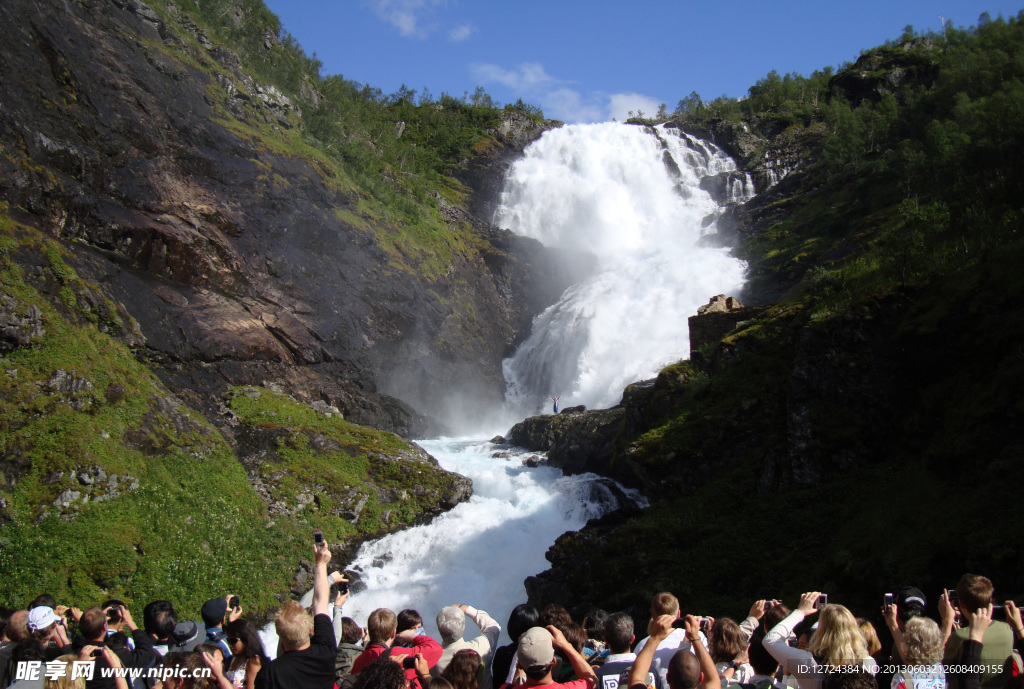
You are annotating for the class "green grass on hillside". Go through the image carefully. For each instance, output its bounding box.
[0,214,462,614]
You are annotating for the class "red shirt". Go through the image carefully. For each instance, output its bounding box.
[351,635,443,684]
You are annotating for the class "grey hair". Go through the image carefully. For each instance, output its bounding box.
[436,606,466,645]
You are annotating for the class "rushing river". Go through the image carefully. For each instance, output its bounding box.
[260,438,645,656]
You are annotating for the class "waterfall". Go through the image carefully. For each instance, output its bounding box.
[258,439,646,656]
[496,123,750,416]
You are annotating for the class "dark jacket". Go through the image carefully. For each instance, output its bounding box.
[72,629,157,689]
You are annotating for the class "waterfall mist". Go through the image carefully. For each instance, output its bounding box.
[496,123,751,417]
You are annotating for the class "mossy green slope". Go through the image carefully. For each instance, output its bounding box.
[0,214,466,613]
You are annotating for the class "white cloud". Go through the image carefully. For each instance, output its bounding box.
[367,0,446,38]
[542,88,605,124]
[470,62,557,90]
[470,61,664,124]
[449,24,475,42]
[607,93,664,122]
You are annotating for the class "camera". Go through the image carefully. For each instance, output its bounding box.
[106,607,122,624]
[765,600,776,610]
[228,596,240,610]
[403,657,417,670]
[816,594,828,610]
[992,605,1006,621]
[313,530,324,546]
[699,617,710,633]
[884,593,895,607]
[338,580,349,594]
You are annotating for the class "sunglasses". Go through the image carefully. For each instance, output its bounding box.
[227,637,241,645]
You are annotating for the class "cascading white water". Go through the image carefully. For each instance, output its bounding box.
[258,124,754,657]
[496,123,751,415]
[258,439,645,656]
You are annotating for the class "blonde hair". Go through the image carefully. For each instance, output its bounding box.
[44,655,84,689]
[367,608,397,644]
[857,618,882,656]
[651,592,679,617]
[275,600,313,651]
[903,617,943,666]
[808,605,869,666]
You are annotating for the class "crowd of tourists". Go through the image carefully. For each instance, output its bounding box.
[2,537,1022,689]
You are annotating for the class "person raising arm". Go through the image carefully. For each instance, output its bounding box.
[629,615,718,689]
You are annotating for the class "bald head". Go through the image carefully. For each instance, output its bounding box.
[6,611,29,642]
[666,649,701,689]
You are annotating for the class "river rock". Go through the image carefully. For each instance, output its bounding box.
[506,406,625,475]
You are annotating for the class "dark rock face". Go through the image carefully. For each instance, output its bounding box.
[828,39,941,105]
[0,0,567,436]
[665,119,827,198]
[505,406,625,476]
[688,295,768,357]
[0,294,46,353]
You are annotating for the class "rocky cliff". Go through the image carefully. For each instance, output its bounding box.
[0,0,567,437]
[0,0,568,611]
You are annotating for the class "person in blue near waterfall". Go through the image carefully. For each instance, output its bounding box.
[552,396,560,414]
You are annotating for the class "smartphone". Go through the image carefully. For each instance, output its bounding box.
[313,530,324,546]
[228,596,240,610]
[816,594,828,609]
[884,593,894,607]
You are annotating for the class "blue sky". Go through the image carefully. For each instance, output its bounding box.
[262,0,1024,123]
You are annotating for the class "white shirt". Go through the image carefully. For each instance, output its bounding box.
[633,628,709,689]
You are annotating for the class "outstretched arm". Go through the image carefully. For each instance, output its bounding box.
[683,615,722,689]
[313,534,332,617]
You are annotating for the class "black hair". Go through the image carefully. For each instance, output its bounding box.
[29,595,56,610]
[355,658,408,689]
[0,607,15,639]
[397,609,423,634]
[12,638,47,664]
[144,600,177,639]
[583,608,609,641]
[507,604,540,642]
[225,619,268,663]
[102,599,127,624]
[747,632,779,677]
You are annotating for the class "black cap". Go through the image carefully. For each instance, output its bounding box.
[896,586,927,608]
[200,598,228,626]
